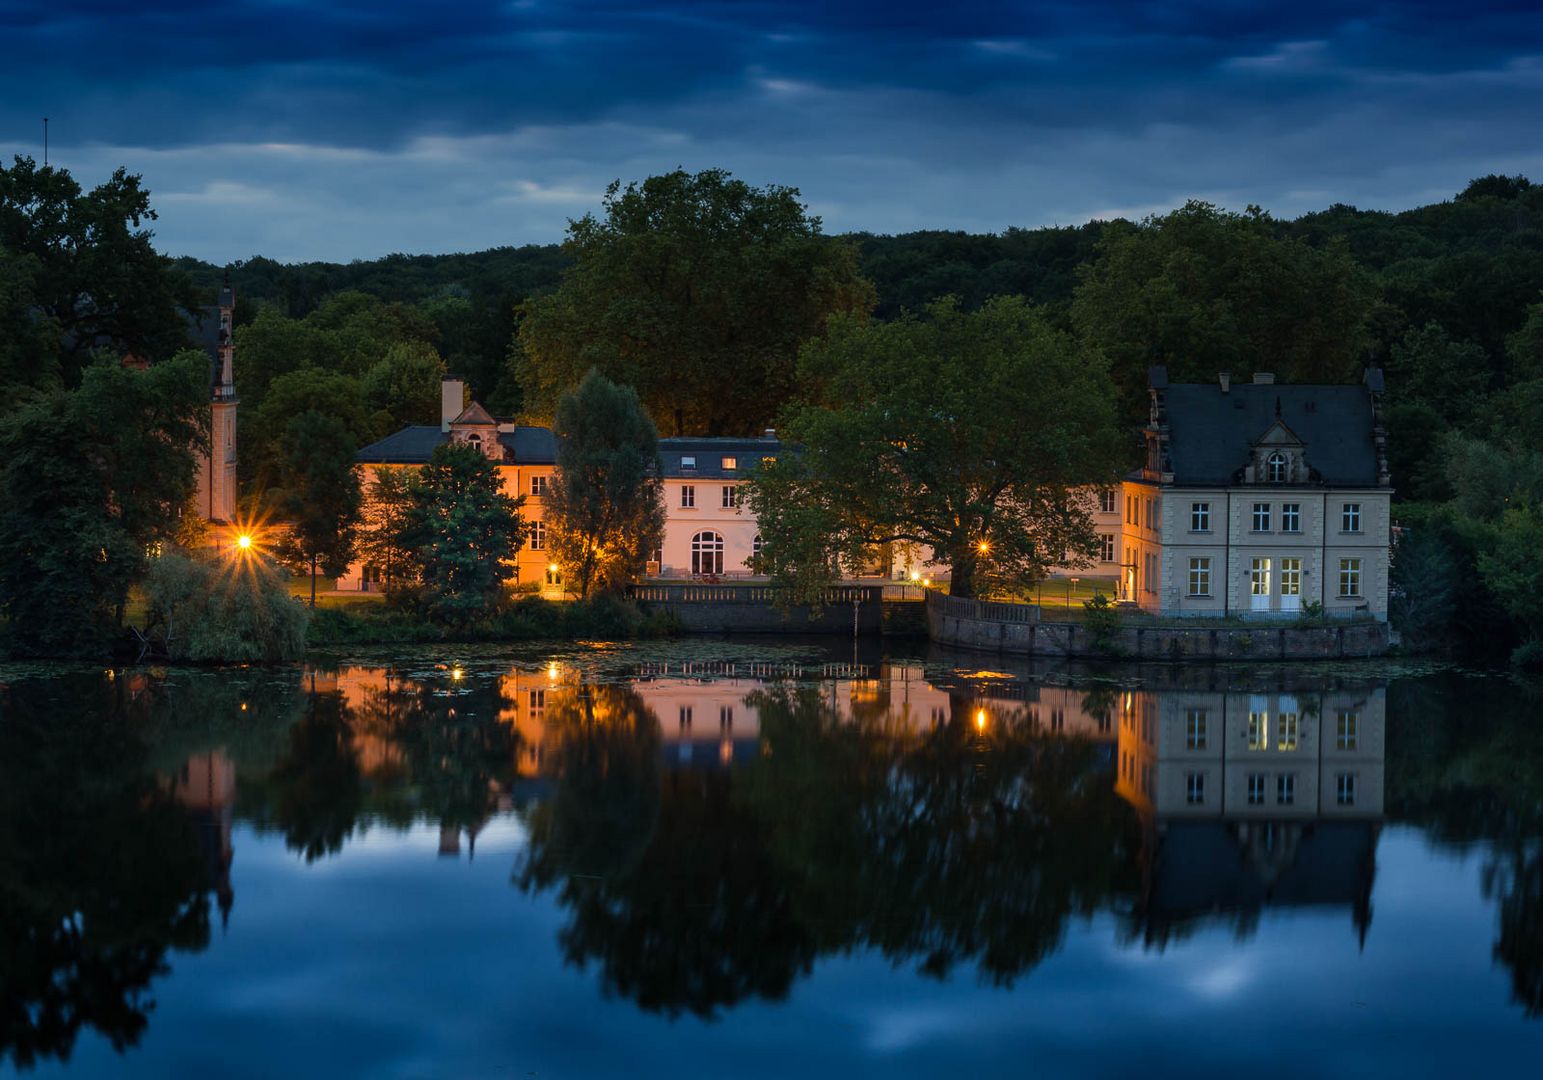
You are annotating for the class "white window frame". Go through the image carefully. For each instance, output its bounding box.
[1252,502,1271,532]
[691,531,724,575]
[721,456,737,471]
[530,475,548,497]
[680,455,697,471]
[1341,503,1362,533]
[1337,711,1359,751]
[681,484,695,509]
[1337,772,1357,806]
[1186,771,1205,805]
[1247,772,1266,805]
[1099,489,1117,514]
[1277,772,1296,805]
[1191,502,1210,532]
[1267,452,1288,483]
[1185,708,1208,750]
[1281,502,1301,533]
[1339,558,1362,598]
[1188,557,1210,597]
[1100,533,1116,562]
[529,519,546,551]
[721,485,738,509]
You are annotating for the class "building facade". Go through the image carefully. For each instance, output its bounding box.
[344,378,783,592]
[1139,368,1392,620]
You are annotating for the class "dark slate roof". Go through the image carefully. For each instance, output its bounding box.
[1163,383,1380,486]
[498,426,557,464]
[355,424,559,465]
[658,436,782,479]
[356,425,447,464]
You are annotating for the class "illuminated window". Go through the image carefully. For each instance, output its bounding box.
[1277,773,1297,805]
[1339,558,1362,598]
[691,531,724,575]
[1337,772,1357,805]
[1281,503,1301,533]
[1267,452,1288,483]
[1247,773,1266,805]
[1100,534,1116,562]
[1341,503,1362,533]
[1186,772,1205,805]
[1337,711,1359,750]
[544,565,562,587]
[681,485,695,508]
[1191,502,1210,531]
[1188,558,1211,597]
[721,485,738,509]
[529,520,546,551]
[1277,712,1299,751]
[1185,708,1208,750]
[1252,503,1271,532]
[530,475,549,497]
[722,456,737,470]
[1248,711,1268,750]
[1280,558,1301,597]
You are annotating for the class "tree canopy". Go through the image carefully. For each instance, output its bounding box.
[516,168,875,436]
[748,297,1123,598]
[545,370,666,598]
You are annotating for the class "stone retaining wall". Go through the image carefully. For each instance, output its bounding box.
[927,593,1389,660]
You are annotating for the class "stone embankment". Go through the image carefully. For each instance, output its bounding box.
[926,593,1389,660]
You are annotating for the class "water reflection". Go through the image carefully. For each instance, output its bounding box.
[3,652,1543,1072]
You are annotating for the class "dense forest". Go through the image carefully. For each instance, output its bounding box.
[5,155,1543,662]
[186,173,1543,664]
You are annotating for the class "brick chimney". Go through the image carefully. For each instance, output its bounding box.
[441,376,466,432]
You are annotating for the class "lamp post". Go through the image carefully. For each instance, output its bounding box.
[1069,576,1079,608]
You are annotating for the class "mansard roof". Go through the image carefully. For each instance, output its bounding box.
[658,435,782,479]
[355,423,558,465]
[1163,383,1380,486]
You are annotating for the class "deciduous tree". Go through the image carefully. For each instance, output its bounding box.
[517,168,874,436]
[746,298,1123,599]
[270,410,363,607]
[546,370,665,598]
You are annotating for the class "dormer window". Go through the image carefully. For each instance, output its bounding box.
[722,456,737,471]
[681,455,696,471]
[1266,452,1288,483]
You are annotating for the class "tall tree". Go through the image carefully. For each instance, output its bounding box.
[517,168,875,436]
[0,352,206,653]
[270,410,364,607]
[1072,201,1376,422]
[354,467,420,599]
[546,370,665,598]
[0,157,198,388]
[747,298,1123,600]
[402,442,526,625]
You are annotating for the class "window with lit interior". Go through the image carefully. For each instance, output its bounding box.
[691,531,724,575]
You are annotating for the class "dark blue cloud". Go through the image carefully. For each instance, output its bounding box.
[3,1,1541,260]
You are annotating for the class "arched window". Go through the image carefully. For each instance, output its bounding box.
[692,531,724,575]
[1267,451,1288,483]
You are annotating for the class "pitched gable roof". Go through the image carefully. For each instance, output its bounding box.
[451,402,497,426]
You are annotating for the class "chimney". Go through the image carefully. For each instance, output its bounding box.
[1218,372,1231,393]
[441,376,466,432]
[1253,372,1275,385]
[762,428,777,439]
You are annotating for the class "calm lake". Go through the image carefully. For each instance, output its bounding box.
[3,639,1541,1078]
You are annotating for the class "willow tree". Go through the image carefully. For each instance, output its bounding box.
[516,168,875,436]
[545,370,665,598]
[746,297,1123,600]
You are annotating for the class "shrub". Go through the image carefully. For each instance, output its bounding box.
[143,549,309,663]
[1082,591,1122,654]
[1511,639,1543,673]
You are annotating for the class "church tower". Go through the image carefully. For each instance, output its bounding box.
[195,282,239,523]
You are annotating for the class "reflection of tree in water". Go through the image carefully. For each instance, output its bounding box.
[1387,673,1543,1018]
[518,684,815,1017]
[745,686,1141,983]
[260,690,366,862]
[0,675,211,1070]
[519,681,1139,1017]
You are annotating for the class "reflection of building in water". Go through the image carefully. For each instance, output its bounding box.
[1118,687,1386,946]
[169,750,236,925]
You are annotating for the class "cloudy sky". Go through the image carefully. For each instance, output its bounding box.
[5,1,1543,263]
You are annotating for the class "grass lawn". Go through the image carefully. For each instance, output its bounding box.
[286,577,386,607]
[1000,577,1121,609]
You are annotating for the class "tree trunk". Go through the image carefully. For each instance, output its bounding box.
[948,552,978,599]
[310,553,318,608]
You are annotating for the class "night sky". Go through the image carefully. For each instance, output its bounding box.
[5,1,1542,262]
